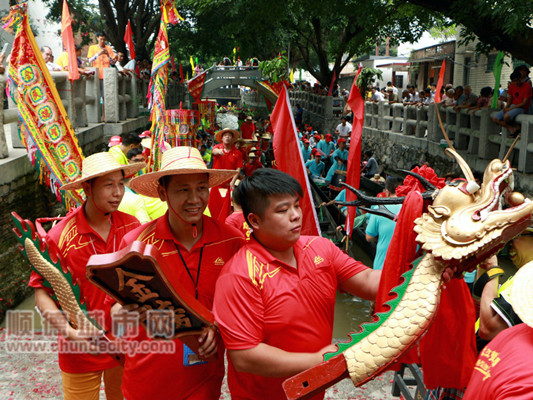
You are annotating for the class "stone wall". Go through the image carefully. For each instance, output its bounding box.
[362,126,533,196]
[362,126,460,178]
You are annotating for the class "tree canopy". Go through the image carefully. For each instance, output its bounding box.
[41,0,161,60]
[41,0,533,78]
[173,0,440,86]
[400,0,533,65]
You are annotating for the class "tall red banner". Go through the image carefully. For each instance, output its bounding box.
[61,0,79,81]
[345,66,364,234]
[434,60,446,103]
[188,71,206,102]
[124,20,136,61]
[271,86,320,236]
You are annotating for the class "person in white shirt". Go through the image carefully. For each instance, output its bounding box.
[371,87,385,102]
[41,46,62,72]
[335,117,352,139]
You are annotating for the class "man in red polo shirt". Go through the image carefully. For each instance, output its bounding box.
[213,169,381,400]
[242,151,263,177]
[29,152,145,400]
[463,261,533,400]
[114,146,244,400]
[240,116,256,140]
[212,128,243,189]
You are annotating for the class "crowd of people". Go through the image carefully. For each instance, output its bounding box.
[366,65,532,138]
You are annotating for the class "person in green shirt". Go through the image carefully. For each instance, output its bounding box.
[108,132,142,165]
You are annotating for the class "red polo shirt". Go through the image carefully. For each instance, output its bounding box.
[213,236,368,400]
[212,144,244,171]
[242,159,263,177]
[240,121,256,140]
[224,211,250,240]
[29,204,140,373]
[463,324,533,400]
[118,214,244,400]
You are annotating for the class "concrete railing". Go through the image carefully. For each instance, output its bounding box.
[364,101,533,174]
[288,91,345,132]
[0,67,186,157]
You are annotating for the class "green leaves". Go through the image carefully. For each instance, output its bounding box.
[259,53,289,83]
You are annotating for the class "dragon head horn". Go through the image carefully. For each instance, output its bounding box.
[444,148,480,193]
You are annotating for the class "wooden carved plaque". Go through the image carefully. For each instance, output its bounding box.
[86,241,215,355]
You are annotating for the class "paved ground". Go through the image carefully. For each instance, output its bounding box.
[0,328,398,400]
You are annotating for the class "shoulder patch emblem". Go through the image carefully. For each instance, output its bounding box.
[314,255,324,265]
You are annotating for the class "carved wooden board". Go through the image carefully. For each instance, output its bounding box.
[86,241,215,355]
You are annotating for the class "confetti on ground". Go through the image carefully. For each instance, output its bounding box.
[0,329,399,399]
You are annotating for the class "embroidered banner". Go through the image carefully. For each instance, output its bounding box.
[147,0,181,172]
[187,71,206,103]
[5,4,84,210]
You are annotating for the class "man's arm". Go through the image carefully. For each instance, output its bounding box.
[340,268,381,301]
[365,233,377,243]
[228,342,337,378]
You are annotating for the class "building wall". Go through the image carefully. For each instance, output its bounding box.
[453,33,514,95]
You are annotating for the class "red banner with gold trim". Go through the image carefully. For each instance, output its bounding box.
[188,71,206,103]
[4,4,84,210]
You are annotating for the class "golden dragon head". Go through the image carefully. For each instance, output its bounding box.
[414,149,533,268]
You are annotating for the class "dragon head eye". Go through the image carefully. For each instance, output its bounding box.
[491,161,504,173]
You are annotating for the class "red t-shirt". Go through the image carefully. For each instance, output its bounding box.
[463,324,533,399]
[508,82,532,110]
[118,214,244,400]
[29,205,140,373]
[212,144,244,171]
[240,122,256,140]
[224,211,250,240]
[242,159,263,177]
[213,236,368,400]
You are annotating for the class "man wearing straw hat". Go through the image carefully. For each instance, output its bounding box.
[29,152,145,400]
[463,258,533,399]
[212,128,243,189]
[240,115,256,140]
[113,146,244,400]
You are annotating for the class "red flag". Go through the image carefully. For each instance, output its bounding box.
[124,20,136,61]
[208,187,232,223]
[345,65,363,234]
[271,86,320,236]
[61,0,79,81]
[327,69,337,96]
[179,61,184,83]
[188,71,206,102]
[434,60,446,103]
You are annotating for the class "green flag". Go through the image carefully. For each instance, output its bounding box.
[491,51,505,109]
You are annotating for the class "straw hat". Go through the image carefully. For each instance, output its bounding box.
[261,133,272,141]
[511,260,533,328]
[141,137,171,151]
[248,152,257,158]
[215,129,240,143]
[129,146,237,198]
[61,152,146,191]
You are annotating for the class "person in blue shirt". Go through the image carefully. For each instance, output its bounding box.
[365,177,403,270]
[325,138,348,183]
[317,133,335,170]
[301,140,312,162]
[305,152,325,179]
